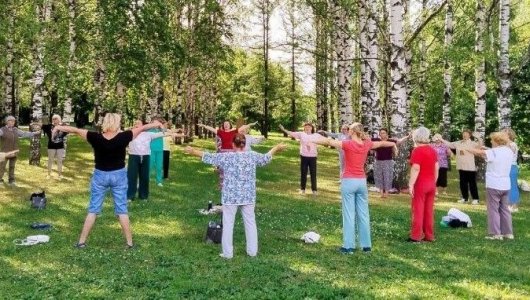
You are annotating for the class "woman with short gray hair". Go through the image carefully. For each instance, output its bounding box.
[408,127,439,243]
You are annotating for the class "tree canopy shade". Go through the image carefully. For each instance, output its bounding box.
[0,0,529,166]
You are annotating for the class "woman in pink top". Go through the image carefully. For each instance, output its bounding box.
[314,123,395,253]
[279,123,321,196]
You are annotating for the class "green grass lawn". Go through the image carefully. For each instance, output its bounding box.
[0,134,529,299]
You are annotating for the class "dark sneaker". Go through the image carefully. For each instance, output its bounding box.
[362,247,372,253]
[74,242,87,249]
[339,247,354,254]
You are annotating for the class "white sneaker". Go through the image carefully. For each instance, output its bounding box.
[219,253,232,259]
[457,199,467,204]
[157,183,163,187]
[471,200,479,205]
[312,191,318,196]
[299,190,305,195]
[503,234,514,240]
[485,235,503,240]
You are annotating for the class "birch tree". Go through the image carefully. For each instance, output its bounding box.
[331,0,353,126]
[442,0,453,138]
[63,0,76,124]
[30,0,52,165]
[366,0,381,134]
[474,0,487,141]
[389,0,408,188]
[3,0,15,118]
[497,0,511,128]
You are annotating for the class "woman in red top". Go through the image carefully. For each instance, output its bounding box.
[408,127,439,243]
[198,121,256,152]
[314,123,395,253]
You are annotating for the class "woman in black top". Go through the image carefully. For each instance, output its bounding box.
[42,114,68,179]
[54,113,162,249]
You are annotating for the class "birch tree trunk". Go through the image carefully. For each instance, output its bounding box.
[261,0,272,137]
[315,7,329,130]
[418,0,428,126]
[63,0,76,124]
[30,1,52,165]
[93,60,106,126]
[474,1,487,141]
[497,0,511,128]
[442,0,453,138]
[389,0,408,189]
[3,0,15,117]
[367,0,381,134]
[359,1,371,129]
[146,71,161,122]
[474,0,487,180]
[331,0,353,126]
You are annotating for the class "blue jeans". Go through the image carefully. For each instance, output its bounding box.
[89,168,128,215]
[341,178,371,249]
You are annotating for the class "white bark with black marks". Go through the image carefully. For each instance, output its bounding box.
[63,0,76,124]
[442,0,453,138]
[474,0,487,141]
[389,0,408,189]
[4,0,15,117]
[93,60,106,126]
[331,0,353,126]
[497,0,511,128]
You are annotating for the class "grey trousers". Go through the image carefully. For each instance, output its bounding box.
[486,188,513,235]
[0,156,17,183]
[374,160,394,192]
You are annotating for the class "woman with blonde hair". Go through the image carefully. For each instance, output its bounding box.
[53,113,162,248]
[502,128,520,212]
[467,132,514,240]
[408,127,439,243]
[313,123,395,253]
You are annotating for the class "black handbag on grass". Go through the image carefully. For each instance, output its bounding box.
[205,221,223,244]
[30,191,47,210]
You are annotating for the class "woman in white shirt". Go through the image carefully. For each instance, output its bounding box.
[467,132,514,240]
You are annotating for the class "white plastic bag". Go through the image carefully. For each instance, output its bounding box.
[301,231,320,243]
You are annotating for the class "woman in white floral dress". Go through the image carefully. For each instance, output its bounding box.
[186,134,286,259]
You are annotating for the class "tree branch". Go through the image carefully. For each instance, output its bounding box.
[406,0,448,48]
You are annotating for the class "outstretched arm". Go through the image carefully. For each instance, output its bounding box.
[278,124,299,139]
[372,141,396,149]
[52,125,89,140]
[396,133,411,145]
[197,123,218,134]
[131,121,163,139]
[441,138,456,149]
[466,147,486,158]
[267,143,287,156]
[184,146,204,158]
[313,136,343,149]
[4,150,19,158]
[238,121,258,133]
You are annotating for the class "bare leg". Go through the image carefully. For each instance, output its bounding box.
[78,213,97,244]
[117,214,133,246]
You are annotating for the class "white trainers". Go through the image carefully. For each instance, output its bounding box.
[458,199,467,204]
[503,234,514,240]
[299,189,305,195]
[157,183,163,187]
[471,200,479,205]
[485,235,503,240]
